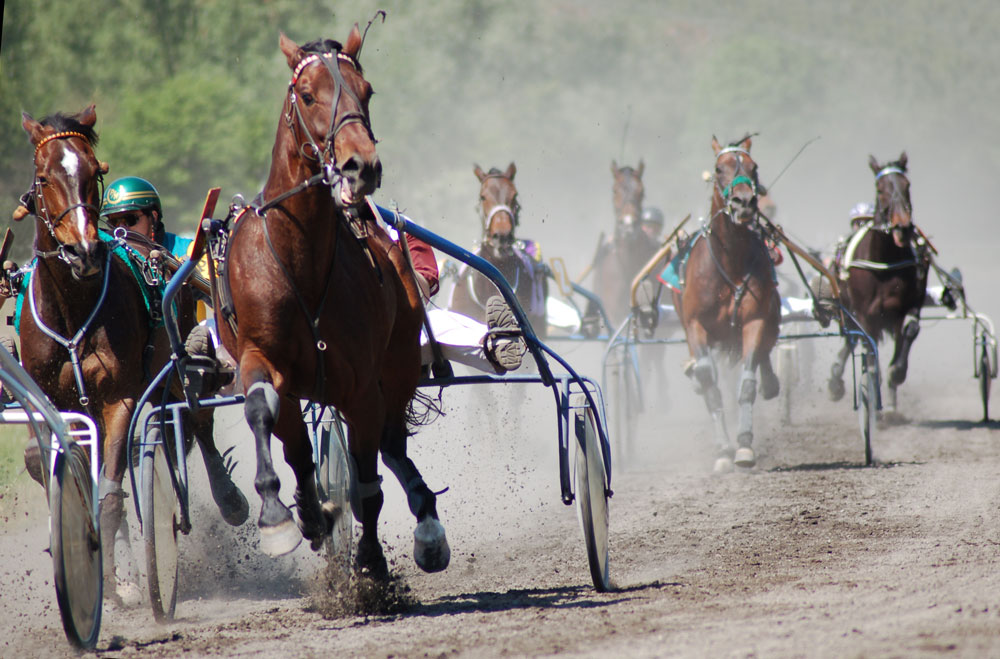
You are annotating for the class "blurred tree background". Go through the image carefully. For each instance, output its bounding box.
[2,0,998,275]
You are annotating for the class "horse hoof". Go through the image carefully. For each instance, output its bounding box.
[413,517,451,573]
[356,539,388,580]
[761,373,780,401]
[258,519,302,557]
[713,455,734,473]
[734,446,756,468]
[218,488,250,527]
[828,378,845,402]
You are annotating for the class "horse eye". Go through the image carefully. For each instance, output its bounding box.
[301,93,315,106]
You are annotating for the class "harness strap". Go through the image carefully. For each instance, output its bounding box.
[27,246,113,409]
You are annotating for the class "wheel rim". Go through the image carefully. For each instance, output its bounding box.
[144,442,179,621]
[574,404,610,591]
[52,444,102,648]
[980,348,991,422]
[321,413,353,565]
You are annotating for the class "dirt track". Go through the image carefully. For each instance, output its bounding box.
[2,305,999,658]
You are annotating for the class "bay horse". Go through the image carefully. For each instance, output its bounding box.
[828,153,928,410]
[674,136,780,471]
[18,106,247,599]
[586,161,660,329]
[448,162,548,336]
[216,28,448,576]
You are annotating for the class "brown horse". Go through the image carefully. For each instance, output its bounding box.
[674,136,780,471]
[17,106,247,599]
[585,161,660,329]
[828,153,928,410]
[448,162,548,336]
[215,28,448,576]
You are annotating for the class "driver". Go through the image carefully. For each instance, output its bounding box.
[99,176,193,259]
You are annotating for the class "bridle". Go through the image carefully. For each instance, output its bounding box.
[873,165,912,234]
[260,45,375,213]
[612,169,643,229]
[479,173,520,249]
[27,131,104,265]
[712,146,759,225]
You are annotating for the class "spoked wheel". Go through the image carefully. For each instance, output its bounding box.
[857,350,877,466]
[141,430,180,622]
[609,348,639,467]
[978,341,992,423]
[572,394,611,592]
[316,408,353,566]
[50,442,102,649]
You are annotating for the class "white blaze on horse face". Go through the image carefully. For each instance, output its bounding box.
[58,146,93,248]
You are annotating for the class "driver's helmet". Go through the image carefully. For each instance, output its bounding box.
[849,202,874,221]
[641,206,665,227]
[100,176,162,219]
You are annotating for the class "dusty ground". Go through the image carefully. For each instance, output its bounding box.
[1,294,999,658]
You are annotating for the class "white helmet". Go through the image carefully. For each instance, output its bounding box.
[849,202,874,219]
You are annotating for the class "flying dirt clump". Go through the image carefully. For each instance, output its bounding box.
[307,560,418,619]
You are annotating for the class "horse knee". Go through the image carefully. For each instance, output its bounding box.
[688,355,717,394]
[738,372,757,406]
[245,381,279,427]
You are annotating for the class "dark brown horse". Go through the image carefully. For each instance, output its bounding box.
[674,136,780,471]
[216,28,448,576]
[585,161,660,329]
[17,106,247,599]
[828,153,928,410]
[448,162,548,336]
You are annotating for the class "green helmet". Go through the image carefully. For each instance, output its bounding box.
[100,176,162,218]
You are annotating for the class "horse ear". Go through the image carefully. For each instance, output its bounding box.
[637,159,645,178]
[505,162,516,180]
[344,23,363,58]
[21,112,45,144]
[868,155,881,175]
[474,164,486,182]
[898,151,908,170]
[739,135,752,151]
[77,104,97,128]
[279,32,304,70]
[711,136,722,154]
[611,160,618,174]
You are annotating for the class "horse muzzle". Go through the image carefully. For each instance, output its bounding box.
[63,240,105,280]
[338,153,382,207]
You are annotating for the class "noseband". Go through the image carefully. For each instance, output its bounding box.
[713,146,759,224]
[28,131,104,265]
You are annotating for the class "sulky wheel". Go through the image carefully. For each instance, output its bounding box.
[50,441,102,649]
[316,407,353,567]
[141,429,180,622]
[857,350,877,466]
[978,340,992,423]
[572,394,611,592]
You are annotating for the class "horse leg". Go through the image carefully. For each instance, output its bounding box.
[273,407,332,551]
[381,414,450,573]
[99,400,141,605]
[887,314,920,410]
[684,325,731,471]
[759,354,780,401]
[242,375,301,556]
[347,409,389,578]
[828,339,852,401]
[189,407,249,526]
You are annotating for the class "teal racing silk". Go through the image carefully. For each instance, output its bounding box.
[14,230,166,334]
[657,228,777,293]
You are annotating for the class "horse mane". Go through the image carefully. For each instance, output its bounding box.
[299,38,362,74]
[885,158,908,173]
[486,167,505,177]
[727,132,758,148]
[38,112,99,147]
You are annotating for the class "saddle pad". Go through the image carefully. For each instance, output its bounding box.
[14,230,164,334]
[657,231,703,293]
[841,220,918,273]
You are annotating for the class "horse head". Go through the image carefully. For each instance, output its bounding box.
[279,26,380,208]
[869,152,912,248]
[611,159,645,232]
[20,106,108,279]
[474,162,519,254]
[711,135,760,225]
